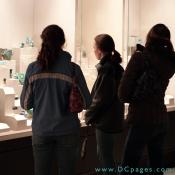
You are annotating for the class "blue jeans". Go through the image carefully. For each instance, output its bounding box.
[121,124,166,175]
[32,133,80,175]
[96,129,117,170]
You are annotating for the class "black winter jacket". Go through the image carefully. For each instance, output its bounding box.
[119,48,175,126]
[85,55,124,133]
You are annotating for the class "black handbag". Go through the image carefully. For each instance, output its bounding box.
[132,54,162,102]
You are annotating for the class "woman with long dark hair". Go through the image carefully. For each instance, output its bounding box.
[119,24,175,175]
[85,34,124,173]
[20,24,91,175]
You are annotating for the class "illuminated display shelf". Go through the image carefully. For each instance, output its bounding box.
[1,104,175,141]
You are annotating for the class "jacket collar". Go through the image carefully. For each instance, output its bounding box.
[100,54,111,65]
[95,54,111,71]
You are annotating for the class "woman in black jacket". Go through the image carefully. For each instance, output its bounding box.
[119,24,175,175]
[85,34,124,171]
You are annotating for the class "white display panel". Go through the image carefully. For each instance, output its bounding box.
[76,0,123,68]
[75,0,124,90]
[0,0,34,48]
[33,0,76,57]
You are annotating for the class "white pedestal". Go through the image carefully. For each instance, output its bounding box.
[3,114,28,130]
[0,67,9,85]
[0,87,15,118]
[0,86,30,131]
[0,123,10,133]
[0,60,16,86]
[2,60,16,73]
[6,79,22,97]
[12,47,38,73]
[165,95,174,106]
[13,99,23,114]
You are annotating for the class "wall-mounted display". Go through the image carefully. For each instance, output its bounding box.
[75,0,123,90]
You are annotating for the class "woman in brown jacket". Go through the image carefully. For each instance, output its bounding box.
[119,24,175,175]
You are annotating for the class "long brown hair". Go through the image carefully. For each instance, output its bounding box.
[145,24,174,57]
[94,34,122,64]
[37,24,65,70]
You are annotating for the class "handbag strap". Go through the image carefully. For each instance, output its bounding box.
[143,51,161,77]
[71,62,76,77]
[143,51,151,70]
[71,62,77,84]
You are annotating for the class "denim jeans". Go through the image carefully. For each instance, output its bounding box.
[96,129,117,171]
[121,124,166,175]
[32,133,80,175]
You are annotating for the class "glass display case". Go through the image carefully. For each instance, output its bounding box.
[0,2,175,175]
[75,0,124,90]
[0,0,175,137]
[125,0,175,58]
[0,0,175,175]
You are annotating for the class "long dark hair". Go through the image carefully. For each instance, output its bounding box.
[145,24,174,57]
[37,24,65,70]
[94,34,122,64]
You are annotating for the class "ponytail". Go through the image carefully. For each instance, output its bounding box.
[94,34,122,64]
[37,42,60,70]
[111,50,122,64]
[37,25,65,70]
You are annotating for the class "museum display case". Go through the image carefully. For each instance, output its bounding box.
[0,0,76,137]
[75,0,124,90]
[0,0,175,138]
[0,0,175,174]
